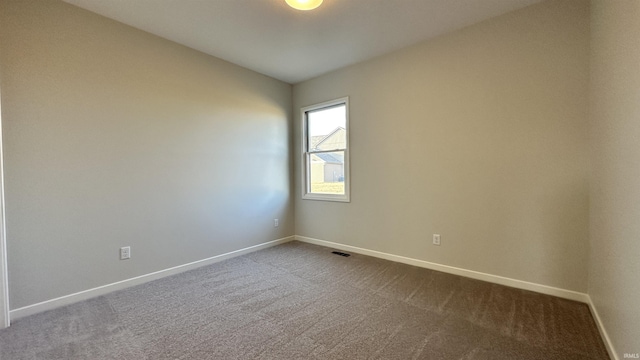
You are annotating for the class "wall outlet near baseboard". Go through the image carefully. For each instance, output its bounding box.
[274,219,279,227]
[120,246,131,260]
[433,234,441,246]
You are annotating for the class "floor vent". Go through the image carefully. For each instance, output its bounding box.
[331,251,351,257]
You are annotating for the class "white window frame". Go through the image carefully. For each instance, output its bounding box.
[302,97,350,202]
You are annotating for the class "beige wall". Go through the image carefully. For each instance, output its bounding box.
[589,0,640,357]
[294,0,591,292]
[0,0,636,352]
[0,0,293,309]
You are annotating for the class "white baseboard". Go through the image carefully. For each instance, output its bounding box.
[587,297,619,360]
[10,236,295,321]
[10,234,617,358]
[295,235,590,303]
[295,236,622,358]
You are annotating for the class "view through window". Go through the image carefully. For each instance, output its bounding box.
[303,98,349,202]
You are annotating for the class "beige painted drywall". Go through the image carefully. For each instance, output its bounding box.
[0,0,293,309]
[589,0,640,357]
[0,86,7,328]
[294,0,591,292]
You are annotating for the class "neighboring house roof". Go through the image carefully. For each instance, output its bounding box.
[311,152,343,164]
[310,135,326,149]
[311,127,346,151]
[309,126,346,164]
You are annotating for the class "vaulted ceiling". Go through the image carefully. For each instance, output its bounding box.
[64,0,543,84]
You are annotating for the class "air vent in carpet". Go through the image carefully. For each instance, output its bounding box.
[331,251,351,257]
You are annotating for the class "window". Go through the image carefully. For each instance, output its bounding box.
[302,97,350,202]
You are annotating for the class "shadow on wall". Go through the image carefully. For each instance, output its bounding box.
[526,178,589,290]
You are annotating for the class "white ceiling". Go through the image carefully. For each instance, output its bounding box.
[63,0,543,84]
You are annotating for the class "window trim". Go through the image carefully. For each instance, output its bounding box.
[301,97,350,202]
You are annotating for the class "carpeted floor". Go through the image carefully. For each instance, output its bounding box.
[0,241,609,359]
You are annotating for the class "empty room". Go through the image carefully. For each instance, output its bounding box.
[0,0,638,359]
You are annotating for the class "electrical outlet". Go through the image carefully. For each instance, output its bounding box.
[432,234,441,246]
[274,219,279,227]
[120,246,131,260]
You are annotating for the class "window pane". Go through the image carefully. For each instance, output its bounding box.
[307,105,346,151]
[302,97,349,202]
[309,151,345,195]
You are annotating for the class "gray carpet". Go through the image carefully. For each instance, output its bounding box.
[0,241,609,359]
